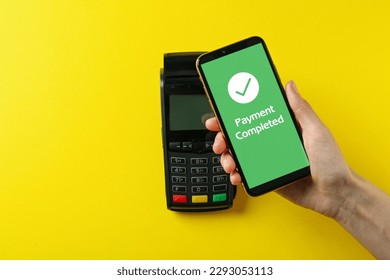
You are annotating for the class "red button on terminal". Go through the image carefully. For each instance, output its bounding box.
[173,195,187,203]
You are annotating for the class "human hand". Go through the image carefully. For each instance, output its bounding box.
[205,81,354,218]
[207,80,390,258]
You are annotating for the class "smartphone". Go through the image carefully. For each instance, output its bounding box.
[161,52,236,211]
[196,36,310,196]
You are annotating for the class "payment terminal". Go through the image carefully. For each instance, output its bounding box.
[160,52,236,211]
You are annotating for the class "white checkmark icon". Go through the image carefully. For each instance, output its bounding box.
[228,72,259,104]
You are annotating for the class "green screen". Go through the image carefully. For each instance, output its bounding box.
[201,43,309,189]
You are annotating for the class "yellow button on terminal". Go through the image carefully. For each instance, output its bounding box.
[192,195,208,203]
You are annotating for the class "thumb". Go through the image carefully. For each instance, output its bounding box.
[285,81,322,130]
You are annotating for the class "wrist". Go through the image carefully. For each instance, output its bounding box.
[333,170,366,225]
[331,171,390,259]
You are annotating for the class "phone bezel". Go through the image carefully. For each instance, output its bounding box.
[196,36,310,196]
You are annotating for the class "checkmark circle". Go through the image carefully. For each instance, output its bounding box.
[228,72,259,104]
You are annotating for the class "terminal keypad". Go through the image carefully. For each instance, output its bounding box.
[168,140,231,207]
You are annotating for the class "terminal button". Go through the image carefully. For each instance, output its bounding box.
[171,157,186,164]
[192,195,208,203]
[173,194,187,203]
[171,166,186,174]
[193,141,205,153]
[169,142,181,151]
[205,141,213,152]
[172,176,186,183]
[182,141,193,151]
[172,186,187,193]
[191,176,208,184]
[213,174,227,183]
[213,193,227,202]
[191,158,208,165]
[191,167,208,174]
[191,186,208,194]
[213,166,224,173]
[213,184,227,192]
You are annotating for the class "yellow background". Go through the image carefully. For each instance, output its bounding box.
[0,0,389,259]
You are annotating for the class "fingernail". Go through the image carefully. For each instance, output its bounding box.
[291,81,299,93]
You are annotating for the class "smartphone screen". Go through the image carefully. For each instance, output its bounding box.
[196,36,310,196]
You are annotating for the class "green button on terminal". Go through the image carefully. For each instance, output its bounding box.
[213,193,227,202]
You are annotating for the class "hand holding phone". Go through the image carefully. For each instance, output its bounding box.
[196,36,310,196]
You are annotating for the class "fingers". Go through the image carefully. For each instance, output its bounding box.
[205,117,226,153]
[205,117,220,132]
[221,151,242,185]
[207,81,321,189]
[213,132,227,154]
[230,171,242,185]
[211,133,242,185]
[206,117,227,154]
[221,151,235,173]
[201,113,215,126]
[285,81,323,130]
[205,114,242,185]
